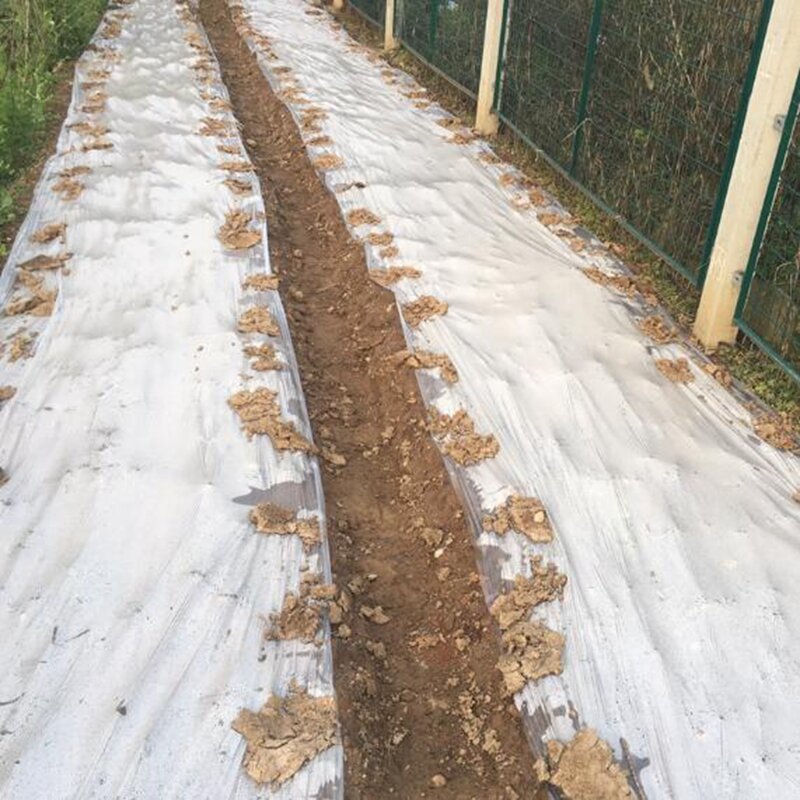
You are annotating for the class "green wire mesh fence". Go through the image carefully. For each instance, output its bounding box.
[394,0,487,97]
[350,0,386,26]
[495,0,770,285]
[736,77,800,381]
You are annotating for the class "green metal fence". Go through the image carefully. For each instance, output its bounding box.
[394,0,487,97]
[735,74,800,382]
[350,0,387,26]
[495,0,772,285]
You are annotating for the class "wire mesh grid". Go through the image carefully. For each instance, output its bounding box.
[496,0,768,283]
[395,0,488,96]
[350,0,387,26]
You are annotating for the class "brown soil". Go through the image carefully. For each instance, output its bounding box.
[200,1,542,796]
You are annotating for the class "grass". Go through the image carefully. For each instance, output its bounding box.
[0,0,108,256]
[336,5,799,428]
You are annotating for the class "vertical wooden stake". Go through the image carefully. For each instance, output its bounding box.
[384,0,398,51]
[474,0,505,135]
[694,0,800,349]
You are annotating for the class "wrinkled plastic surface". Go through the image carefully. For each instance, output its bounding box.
[231,0,800,796]
[0,2,341,797]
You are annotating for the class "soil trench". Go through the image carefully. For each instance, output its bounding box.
[200,1,541,797]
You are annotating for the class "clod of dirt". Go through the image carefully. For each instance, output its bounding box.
[17,253,71,272]
[209,97,233,113]
[435,117,463,131]
[583,266,638,298]
[228,387,315,451]
[81,138,113,152]
[402,296,448,328]
[365,231,393,246]
[534,729,632,799]
[264,575,336,642]
[217,143,242,156]
[637,314,676,344]
[368,266,422,287]
[0,468,7,486]
[8,332,35,362]
[6,271,56,317]
[237,306,279,336]
[490,557,566,631]
[753,413,796,451]
[655,358,694,384]
[429,408,499,466]
[100,18,122,38]
[483,495,553,543]
[80,91,107,114]
[497,619,565,694]
[359,605,390,625]
[219,159,254,172]
[57,165,91,178]
[702,361,732,388]
[30,223,66,244]
[219,209,261,250]
[52,176,85,201]
[448,132,474,145]
[321,446,347,467]
[86,67,111,81]
[379,245,399,260]
[390,348,458,384]
[249,501,321,551]
[346,208,381,227]
[308,135,333,147]
[478,151,501,165]
[244,342,283,371]
[0,386,16,402]
[232,686,337,787]
[312,154,344,170]
[199,116,231,136]
[242,273,280,291]
[225,177,252,195]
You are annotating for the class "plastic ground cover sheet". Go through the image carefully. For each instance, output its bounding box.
[0,1,342,797]
[229,1,800,797]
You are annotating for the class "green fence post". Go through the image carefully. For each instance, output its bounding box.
[491,0,510,112]
[570,0,604,176]
[427,0,439,59]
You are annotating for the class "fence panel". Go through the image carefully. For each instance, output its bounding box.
[736,76,800,381]
[350,0,387,26]
[496,0,769,285]
[395,0,487,96]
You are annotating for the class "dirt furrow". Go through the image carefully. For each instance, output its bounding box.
[199,1,541,796]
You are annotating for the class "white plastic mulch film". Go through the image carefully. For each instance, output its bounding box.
[229,0,800,797]
[0,1,342,798]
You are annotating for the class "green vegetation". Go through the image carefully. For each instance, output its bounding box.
[0,0,107,253]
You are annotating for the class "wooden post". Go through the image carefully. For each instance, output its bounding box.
[474,0,505,135]
[384,0,398,51]
[694,0,800,349]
